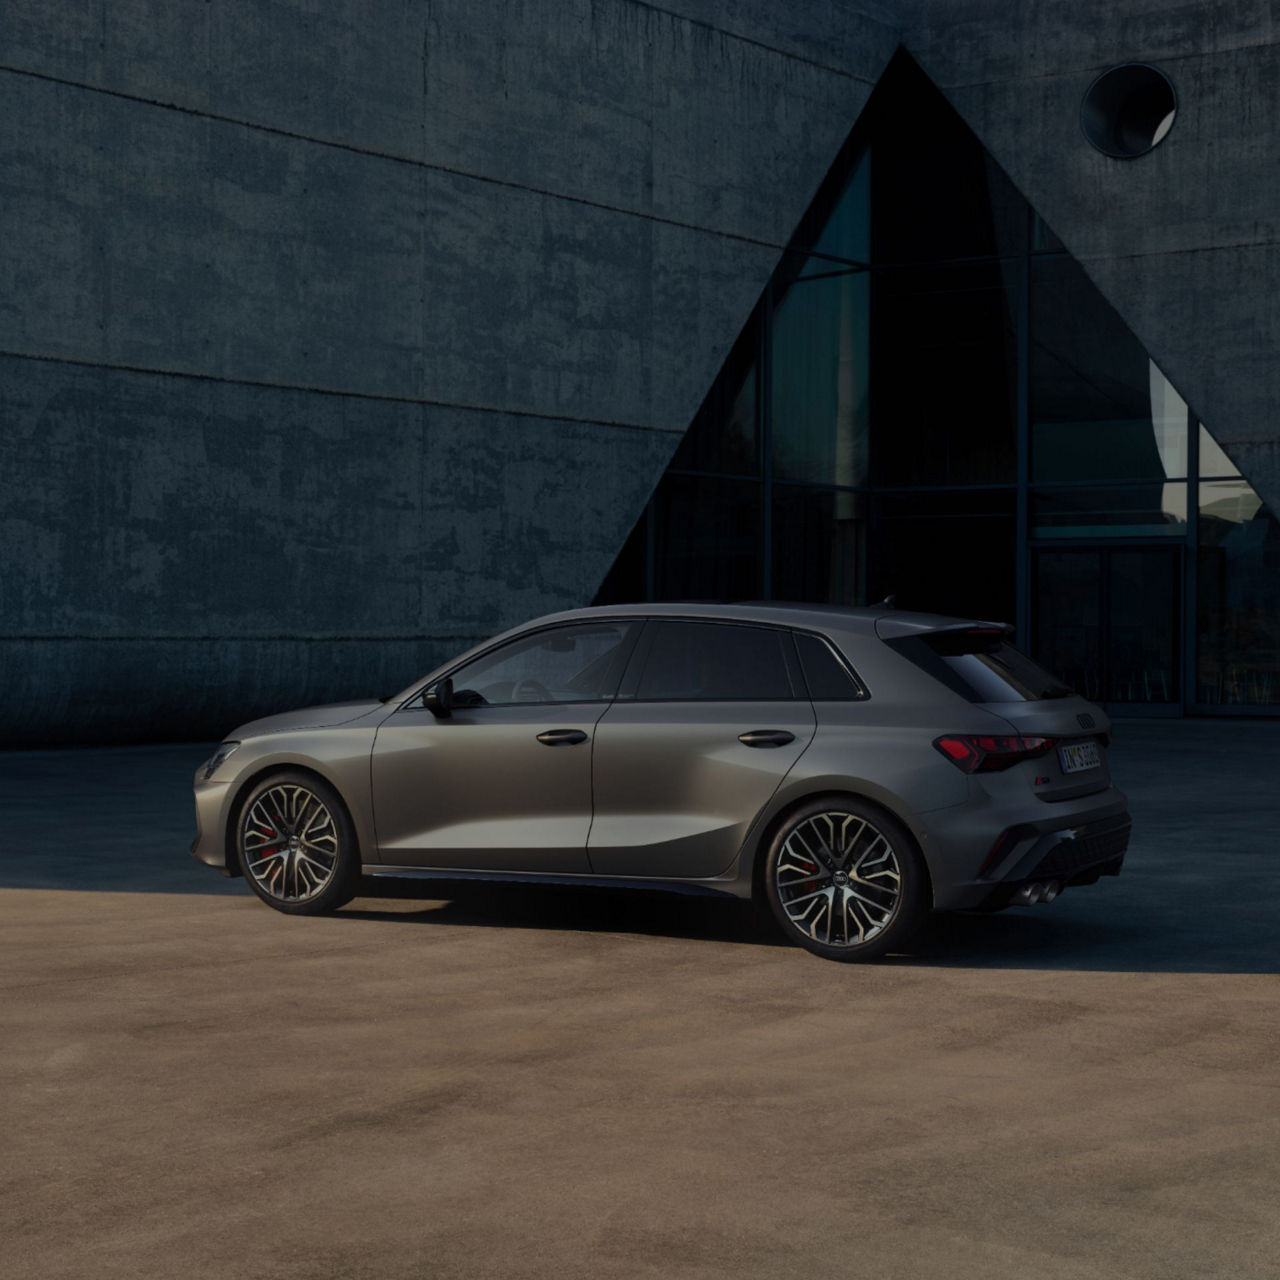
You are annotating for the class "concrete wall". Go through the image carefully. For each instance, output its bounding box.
[900,0,1280,517]
[0,0,896,743]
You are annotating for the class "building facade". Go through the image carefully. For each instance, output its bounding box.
[2,2,1278,742]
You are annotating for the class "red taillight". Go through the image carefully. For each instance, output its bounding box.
[933,734,1058,774]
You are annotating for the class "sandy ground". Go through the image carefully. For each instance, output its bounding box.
[2,721,1278,1278]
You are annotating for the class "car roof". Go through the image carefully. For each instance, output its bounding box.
[524,601,1005,638]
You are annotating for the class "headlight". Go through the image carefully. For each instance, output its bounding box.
[201,741,240,780]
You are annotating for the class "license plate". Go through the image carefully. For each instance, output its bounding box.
[1059,741,1101,774]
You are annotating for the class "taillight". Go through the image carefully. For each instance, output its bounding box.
[933,734,1058,774]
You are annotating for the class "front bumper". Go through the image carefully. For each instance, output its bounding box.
[190,772,236,875]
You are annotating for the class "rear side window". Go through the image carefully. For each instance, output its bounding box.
[793,632,866,700]
[634,621,794,701]
[887,629,1072,703]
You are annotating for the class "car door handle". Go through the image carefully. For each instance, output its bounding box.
[738,729,796,748]
[536,729,589,746]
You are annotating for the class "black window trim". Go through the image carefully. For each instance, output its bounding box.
[399,617,644,712]
[790,627,872,701]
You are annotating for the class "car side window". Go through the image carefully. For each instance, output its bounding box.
[793,632,867,700]
[447,622,637,706]
[633,621,795,701]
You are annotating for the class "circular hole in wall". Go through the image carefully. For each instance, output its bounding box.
[1080,63,1177,158]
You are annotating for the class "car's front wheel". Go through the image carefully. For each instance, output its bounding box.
[762,797,928,962]
[236,771,359,915]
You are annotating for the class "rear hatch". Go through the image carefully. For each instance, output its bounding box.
[880,621,1112,801]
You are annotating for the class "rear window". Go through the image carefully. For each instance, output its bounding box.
[887,629,1072,703]
[793,632,866,700]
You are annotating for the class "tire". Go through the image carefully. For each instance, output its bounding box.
[761,795,929,962]
[236,770,360,915]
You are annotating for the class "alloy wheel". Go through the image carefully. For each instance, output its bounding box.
[241,783,339,903]
[773,811,902,948]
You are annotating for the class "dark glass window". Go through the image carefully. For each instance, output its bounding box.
[634,622,794,701]
[1031,255,1188,483]
[450,623,636,706]
[1031,484,1188,538]
[868,262,1019,486]
[1196,479,1280,706]
[864,59,1026,264]
[650,475,762,601]
[772,486,863,605]
[888,630,1071,703]
[868,489,1016,624]
[770,265,869,487]
[794,632,865,699]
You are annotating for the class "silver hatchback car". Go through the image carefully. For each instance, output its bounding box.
[191,603,1130,961]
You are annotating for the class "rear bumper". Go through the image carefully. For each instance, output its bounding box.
[920,785,1129,911]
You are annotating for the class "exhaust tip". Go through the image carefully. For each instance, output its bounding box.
[1012,882,1044,906]
[1042,881,1061,903]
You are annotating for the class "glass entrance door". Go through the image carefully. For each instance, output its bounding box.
[1033,546,1181,707]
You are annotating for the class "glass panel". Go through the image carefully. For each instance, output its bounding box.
[771,486,863,606]
[450,623,637,706]
[868,262,1019,486]
[868,490,1016,624]
[808,146,870,268]
[1033,550,1103,701]
[793,631,865,699]
[1107,549,1180,703]
[1198,423,1241,478]
[889,630,1073,703]
[1196,479,1280,706]
[1032,483,1188,538]
[650,474,762,601]
[1031,255,1188,482]
[770,267,868,487]
[865,57,1026,264]
[635,622,793,701]
[669,320,760,477]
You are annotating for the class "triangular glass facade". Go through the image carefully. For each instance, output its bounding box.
[596,51,1280,713]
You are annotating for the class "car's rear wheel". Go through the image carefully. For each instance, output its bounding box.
[762,797,928,962]
[237,771,359,915]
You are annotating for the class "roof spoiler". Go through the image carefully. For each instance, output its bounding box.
[874,615,1014,641]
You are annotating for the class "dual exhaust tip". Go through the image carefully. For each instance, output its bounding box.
[1012,880,1061,906]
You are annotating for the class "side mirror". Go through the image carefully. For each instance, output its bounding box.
[422,677,453,719]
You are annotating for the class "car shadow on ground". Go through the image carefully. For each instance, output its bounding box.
[342,877,1280,975]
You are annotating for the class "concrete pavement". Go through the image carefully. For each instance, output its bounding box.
[1,721,1278,1278]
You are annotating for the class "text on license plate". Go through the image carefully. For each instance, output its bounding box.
[1059,741,1101,774]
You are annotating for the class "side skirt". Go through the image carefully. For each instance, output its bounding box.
[361,865,743,899]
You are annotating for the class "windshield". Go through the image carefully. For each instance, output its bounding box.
[888,629,1074,703]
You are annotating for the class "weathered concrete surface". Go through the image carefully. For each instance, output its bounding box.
[1,722,1278,1277]
[0,1,897,744]
[902,1,1280,516]
[0,357,678,743]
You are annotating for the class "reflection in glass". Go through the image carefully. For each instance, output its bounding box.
[1033,548,1180,703]
[771,267,868,487]
[1198,423,1242,479]
[650,474,762,601]
[869,263,1019,486]
[1033,550,1103,700]
[869,490,1016,623]
[1197,479,1280,706]
[1107,549,1179,703]
[1032,253,1188,482]
[772,487,863,605]
[1032,484,1188,537]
